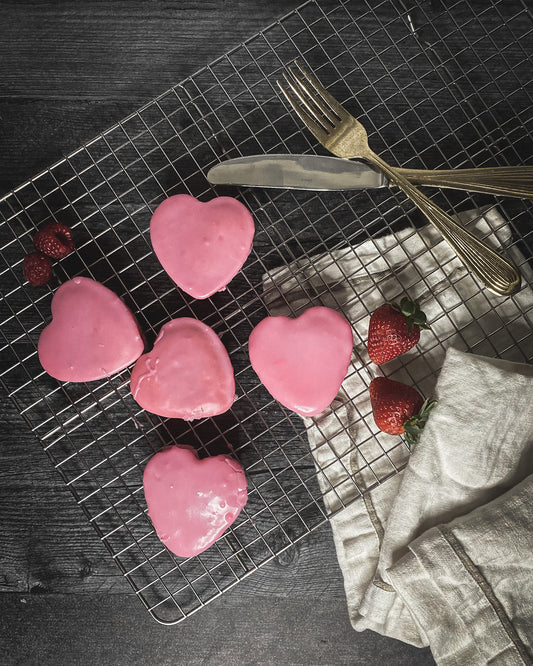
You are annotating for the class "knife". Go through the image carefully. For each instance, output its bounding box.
[207,154,533,198]
[207,154,386,190]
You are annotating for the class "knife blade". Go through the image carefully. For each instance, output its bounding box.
[206,154,388,190]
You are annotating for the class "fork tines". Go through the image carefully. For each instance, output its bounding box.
[277,61,343,139]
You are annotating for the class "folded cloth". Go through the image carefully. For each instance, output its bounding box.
[389,472,533,665]
[358,348,533,660]
[261,205,533,662]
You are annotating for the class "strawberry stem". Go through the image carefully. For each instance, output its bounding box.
[403,398,437,449]
[389,297,430,333]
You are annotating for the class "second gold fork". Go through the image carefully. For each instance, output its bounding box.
[278,62,521,297]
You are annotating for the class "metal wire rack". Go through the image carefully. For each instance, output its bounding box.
[1,0,532,625]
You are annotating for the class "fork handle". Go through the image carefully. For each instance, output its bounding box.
[396,166,533,199]
[369,153,521,296]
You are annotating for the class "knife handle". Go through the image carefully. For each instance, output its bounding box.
[396,166,533,199]
[370,153,521,296]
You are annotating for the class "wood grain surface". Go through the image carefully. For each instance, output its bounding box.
[3,1,529,664]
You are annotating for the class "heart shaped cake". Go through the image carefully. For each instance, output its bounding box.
[249,306,353,416]
[143,445,248,558]
[131,318,235,420]
[150,194,255,299]
[38,277,144,382]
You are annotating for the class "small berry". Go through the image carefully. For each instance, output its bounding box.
[368,297,429,365]
[33,222,75,259]
[369,376,436,448]
[23,252,53,286]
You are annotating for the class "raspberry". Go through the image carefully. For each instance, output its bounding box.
[23,252,53,286]
[33,222,75,259]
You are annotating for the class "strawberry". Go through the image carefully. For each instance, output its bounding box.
[369,376,436,447]
[367,297,429,364]
[23,252,53,286]
[33,222,75,259]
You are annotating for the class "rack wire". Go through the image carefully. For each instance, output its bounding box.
[1,0,532,625]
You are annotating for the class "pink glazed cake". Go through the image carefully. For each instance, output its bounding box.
[143,445,247,558]
[249,306,353,416]
[131,318,235,420]
[150,194,255,299]
[38,277,144,382]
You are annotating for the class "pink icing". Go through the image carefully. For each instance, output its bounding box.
[130,318,235,420]
[249,306,353,416]
[150,194,255,299]
[143,445,248,558]
[38,277,144,382]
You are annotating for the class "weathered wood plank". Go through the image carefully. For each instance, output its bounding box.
[0,0,302,194]
[0,100,139,194]
[0,593,434,666]
[0,1,305,101]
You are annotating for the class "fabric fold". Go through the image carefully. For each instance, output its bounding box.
[355,348,533,650]
[389,475,533,665]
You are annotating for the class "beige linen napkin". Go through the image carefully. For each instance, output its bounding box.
[389,471,533,665]
[261,205,533,661]
[359,348,533,661]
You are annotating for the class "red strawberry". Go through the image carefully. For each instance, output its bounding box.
[33,222,75,259]
[369,376,436,447]
[368,297,429,364]
[23,252,53,286]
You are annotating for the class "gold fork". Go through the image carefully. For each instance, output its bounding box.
[278,62,521,297]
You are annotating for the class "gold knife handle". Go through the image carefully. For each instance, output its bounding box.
[396,166,533,199]
[370,153,521,296]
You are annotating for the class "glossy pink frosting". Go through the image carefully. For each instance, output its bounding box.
[38,277,144,382]
[249,306,353,416]
[130,318,235,420]
[143,445,247,558]
[150,194,255,299]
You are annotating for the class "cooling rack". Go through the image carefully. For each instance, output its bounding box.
[1,0,532,625]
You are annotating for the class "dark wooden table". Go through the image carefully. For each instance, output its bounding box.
[5,1,527,663]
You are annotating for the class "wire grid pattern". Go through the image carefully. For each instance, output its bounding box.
[1,0,532,624]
